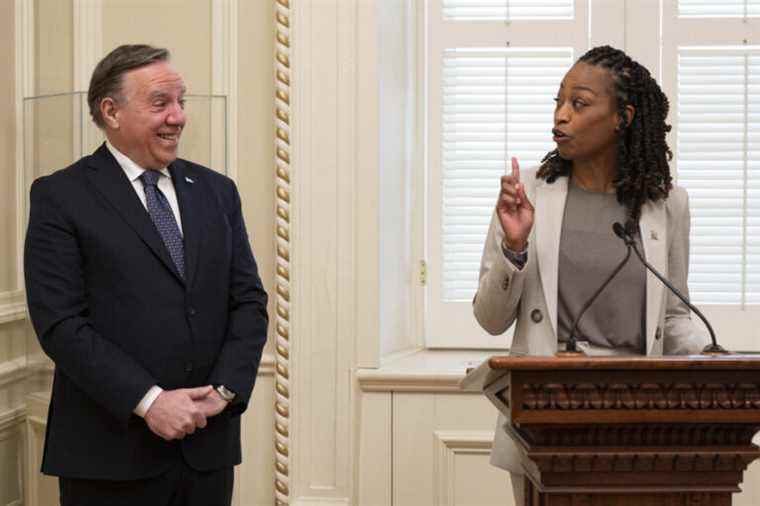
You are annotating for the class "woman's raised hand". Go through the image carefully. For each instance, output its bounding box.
[496,157,534,251]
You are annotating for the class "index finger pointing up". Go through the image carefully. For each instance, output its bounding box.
[511,157,520,182]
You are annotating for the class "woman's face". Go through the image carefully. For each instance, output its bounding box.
[552,62,624,163]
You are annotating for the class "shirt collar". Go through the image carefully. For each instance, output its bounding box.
[105,141,171,183]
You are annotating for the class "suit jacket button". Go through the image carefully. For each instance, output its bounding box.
[185,362,193,372]
[531,309,543,323]
[655,327,662,340]
[188,307,197,316]
[501,277,509,290]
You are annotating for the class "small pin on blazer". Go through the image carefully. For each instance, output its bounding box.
[185,176,194,184]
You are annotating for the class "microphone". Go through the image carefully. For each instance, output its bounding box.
[565,228,634,353]
[612,221,727,354]
[612,222,633,245]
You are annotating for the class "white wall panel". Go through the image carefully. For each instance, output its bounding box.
[290,0,357,501]
[393,392,511,506]
[357,392,391,506]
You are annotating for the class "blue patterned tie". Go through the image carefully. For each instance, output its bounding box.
[140,170,185,279]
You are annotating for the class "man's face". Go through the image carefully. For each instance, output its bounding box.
[108,61,186,169]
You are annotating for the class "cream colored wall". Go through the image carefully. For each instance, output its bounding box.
[235,1,276,504]
[102,0,212,94]
[238,0,276,358]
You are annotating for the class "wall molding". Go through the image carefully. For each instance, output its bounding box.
[0,290,26,325]
[0,408,25,506]
[273,0,292,504]
[72,0,103,92]
[257,353,276,377]
[211,0,239,181]
[0,405,26,434]
[72,0,103,158]
[357,370,467,393]
[0,357,29,391]
[291,499,350,506]
[24,414,47,506]
[434,431,495,506]
[14,0,34,295]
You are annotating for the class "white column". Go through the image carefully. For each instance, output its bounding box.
[289,0,359,503]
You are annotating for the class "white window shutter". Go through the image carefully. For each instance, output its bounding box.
[440,48,573,301]
[677,48,760,305]
[678,0,760,18]
[443,0,574,20]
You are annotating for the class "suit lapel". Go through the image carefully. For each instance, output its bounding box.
[169,161,201,288]
[639,200,667,354]
[85,144,185,286]
[534,176,568,338]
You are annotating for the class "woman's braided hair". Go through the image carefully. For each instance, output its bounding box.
[536,45,673,223]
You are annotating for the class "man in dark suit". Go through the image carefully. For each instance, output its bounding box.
[24,44,268,506]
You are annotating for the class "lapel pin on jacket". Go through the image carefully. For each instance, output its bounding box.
[185,176,194,184]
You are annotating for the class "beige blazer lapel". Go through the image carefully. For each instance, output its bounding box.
[639,200,667,354]
[534,176,568,338]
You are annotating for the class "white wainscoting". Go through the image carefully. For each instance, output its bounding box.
[433,431,502,506]
[0,406,25,506]
[24,393,56,506]
[357,350,513,506]
[392,393,512,506]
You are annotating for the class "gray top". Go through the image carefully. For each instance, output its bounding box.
[557,179,647,354]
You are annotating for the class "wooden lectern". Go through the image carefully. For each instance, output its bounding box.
[461,355,760,505]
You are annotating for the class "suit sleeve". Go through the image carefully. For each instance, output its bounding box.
[24,177,157,426]
[472,210,528,336]
[663,188,710,355]
[207,181,269,416]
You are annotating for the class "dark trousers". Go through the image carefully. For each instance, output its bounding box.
[59,460,234,506]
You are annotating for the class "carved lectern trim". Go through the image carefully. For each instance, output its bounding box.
[521,382,760,411]
[530,451,756,474]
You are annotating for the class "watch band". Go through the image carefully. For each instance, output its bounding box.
[215,385,236,402]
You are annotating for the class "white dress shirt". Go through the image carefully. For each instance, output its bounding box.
[105,141,184,417]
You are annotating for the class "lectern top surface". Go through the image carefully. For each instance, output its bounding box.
[487,354,760,371]
[459,354,760,392]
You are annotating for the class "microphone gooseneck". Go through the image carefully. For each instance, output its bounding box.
[612,222,727,355]
[566,235,633,353]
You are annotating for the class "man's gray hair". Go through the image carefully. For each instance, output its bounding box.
[87,44,171,129]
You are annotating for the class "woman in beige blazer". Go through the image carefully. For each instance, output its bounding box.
[473,46,709,503]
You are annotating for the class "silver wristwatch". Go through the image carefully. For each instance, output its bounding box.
[215,385,236,402]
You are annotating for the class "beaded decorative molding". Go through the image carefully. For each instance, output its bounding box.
[274,0,292,504]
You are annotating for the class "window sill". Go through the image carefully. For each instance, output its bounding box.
[356,348,504,393]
